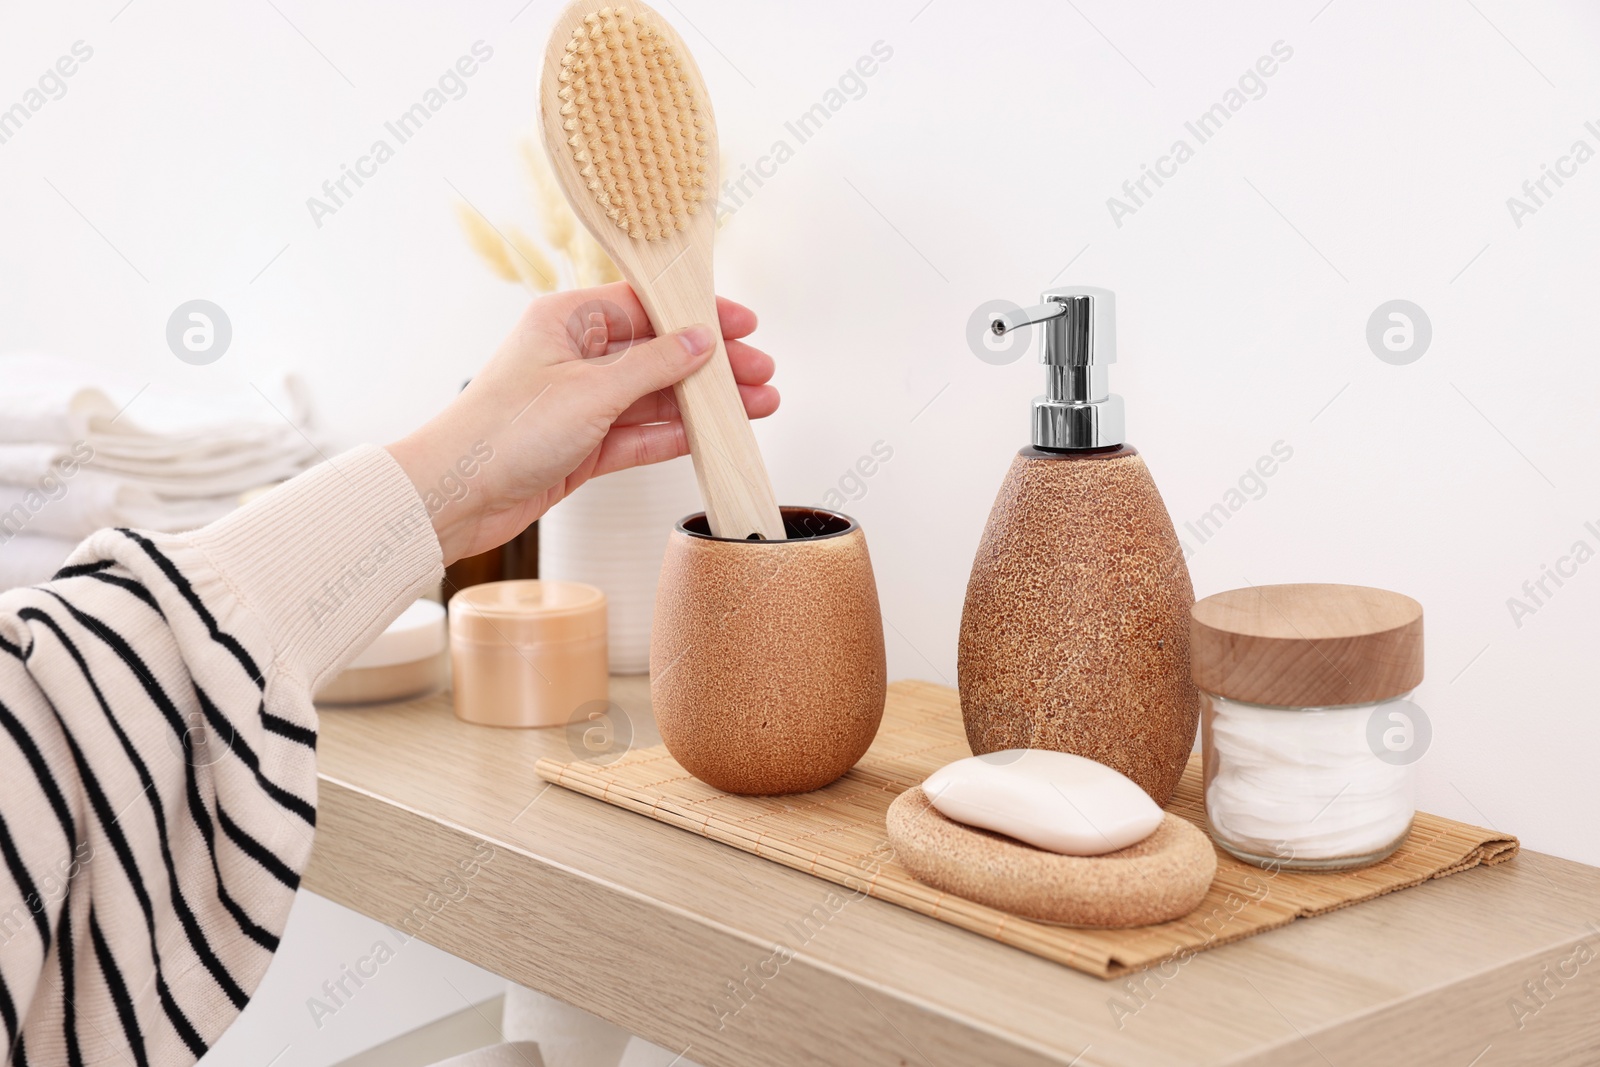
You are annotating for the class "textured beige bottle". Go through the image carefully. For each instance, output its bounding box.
[958,445,1199,806]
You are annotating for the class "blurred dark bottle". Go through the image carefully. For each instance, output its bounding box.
[444,522,538,595]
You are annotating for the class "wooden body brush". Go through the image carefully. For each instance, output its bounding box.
[540,1,785,540]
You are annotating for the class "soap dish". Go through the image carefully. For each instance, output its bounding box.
[886,787,1216,928]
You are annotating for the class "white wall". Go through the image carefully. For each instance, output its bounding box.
[3,0,1598,1050]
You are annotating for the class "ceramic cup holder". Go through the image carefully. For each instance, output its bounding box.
[650,507,887,795]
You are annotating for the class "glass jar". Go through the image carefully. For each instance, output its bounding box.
[1190,583,1426,872]
[1200,692,1417,870]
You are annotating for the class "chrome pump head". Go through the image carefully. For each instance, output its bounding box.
[989,285,1125,450]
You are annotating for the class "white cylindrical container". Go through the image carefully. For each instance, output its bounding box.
[537,456,698,674]
[1191,583,1426,871]
[316,599,448,706]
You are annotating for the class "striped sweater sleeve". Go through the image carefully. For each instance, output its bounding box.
[0,445,442,1067]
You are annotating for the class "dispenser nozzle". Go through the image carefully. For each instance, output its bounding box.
[997,285,1126,451]
[990,301,1067,337]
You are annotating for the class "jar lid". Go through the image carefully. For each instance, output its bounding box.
[1190,583,1422,707]
[347,598,447,669]
[448,579,607,645]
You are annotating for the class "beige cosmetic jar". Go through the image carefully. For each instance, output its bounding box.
[448,580,608,728]
[317,599,448,706]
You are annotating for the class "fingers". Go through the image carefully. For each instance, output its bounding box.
[586,324,716,415]
[613,381,780,426]
[610,340,775,424]
[725,340,774,385]
[611,388,683,427]
[531,282,649,344]
[739,383,781,419]
[533,283,759,362]
[594,373,777,475]
[591,420,690,478]
[715,297,757,340]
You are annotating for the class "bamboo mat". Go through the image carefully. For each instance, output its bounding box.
[535,679,1519,979]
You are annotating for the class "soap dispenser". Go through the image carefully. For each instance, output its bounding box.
[958,286,1199,807]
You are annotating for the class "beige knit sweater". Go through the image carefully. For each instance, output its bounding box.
[0,445,443,1066]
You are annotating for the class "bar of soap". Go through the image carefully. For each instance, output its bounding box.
[922,750,1163,856]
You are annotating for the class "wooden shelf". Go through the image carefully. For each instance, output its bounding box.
[307,676,1600,1066]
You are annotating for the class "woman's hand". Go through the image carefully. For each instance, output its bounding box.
[386,282,779,565]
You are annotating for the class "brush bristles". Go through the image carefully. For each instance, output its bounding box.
[558,6,710,241]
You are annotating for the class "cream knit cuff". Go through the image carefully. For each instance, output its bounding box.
[177,444,444,693]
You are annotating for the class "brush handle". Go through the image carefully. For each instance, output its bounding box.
[538,0,785,541]
[639,263,786,541]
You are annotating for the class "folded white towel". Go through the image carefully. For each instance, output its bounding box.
[0,353,323,535]
[0,532,79,590]
[0,354,120,443]
[0,440,319,497]
[0,443,87,485]
[0,353,317,444]
[0,470,234,538]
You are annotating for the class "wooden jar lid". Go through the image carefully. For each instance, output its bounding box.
[1190,584,1423,707]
